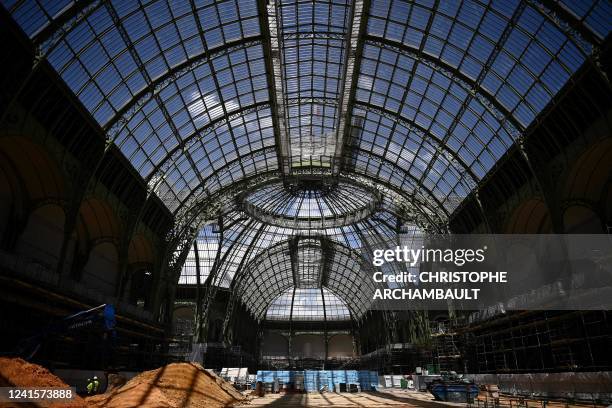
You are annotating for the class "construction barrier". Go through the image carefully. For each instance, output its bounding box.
[256,370,379,392]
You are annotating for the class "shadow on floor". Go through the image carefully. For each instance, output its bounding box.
[250,390,454,407]
[361,391,456,407]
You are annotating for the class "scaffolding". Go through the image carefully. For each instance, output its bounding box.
[461,311,612,374]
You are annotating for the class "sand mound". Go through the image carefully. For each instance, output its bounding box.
[0,357,87,407]
[86,362,244,408]
[105,373,127,393]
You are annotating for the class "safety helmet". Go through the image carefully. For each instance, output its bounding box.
[87,378,91,382]
[93,376,98,380]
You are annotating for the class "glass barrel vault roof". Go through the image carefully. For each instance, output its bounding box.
[3,0,611,321]
[3,0,609,215]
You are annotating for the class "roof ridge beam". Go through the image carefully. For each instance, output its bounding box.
[332,0,370,175]
[258,0,291,175]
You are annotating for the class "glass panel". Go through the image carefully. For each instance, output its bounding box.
[276,0,352,168]
[178,224,219,284]
[266,287,350,321]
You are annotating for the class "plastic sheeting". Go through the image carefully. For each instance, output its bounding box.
[220,367,248,382]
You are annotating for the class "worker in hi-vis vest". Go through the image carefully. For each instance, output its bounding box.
[93,376,100,393]
[86,378,94,395]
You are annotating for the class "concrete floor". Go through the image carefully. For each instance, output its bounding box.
[244,389,465,407]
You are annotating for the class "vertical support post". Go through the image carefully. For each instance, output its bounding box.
[193,238,202,343]
[321,287,328,369]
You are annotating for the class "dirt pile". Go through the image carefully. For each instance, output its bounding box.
[86,362,244,408]
[105,373,127,393]
[0,357,87,407]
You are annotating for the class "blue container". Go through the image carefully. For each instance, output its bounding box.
[257,370,369,392]
[305,370,322,392]
[331,370,347,385]
[358,371,372,390]
[429,382,479,402]
[370,371,379,390]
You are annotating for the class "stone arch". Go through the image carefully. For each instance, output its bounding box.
[563,205,603,233]
[15,204,65,269]
[81,242,119,296]
[564,138,612,203]
[262,332,289,357]
[0,137,65,248]
[328,334,353,358]
[76,198,121,246]
[74,198,122,293]
[562,138,612,232]
[128,234,155,266]
[505,198,552,233]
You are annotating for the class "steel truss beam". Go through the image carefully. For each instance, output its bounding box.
[104,37,264,138]
[258,0,291,174]
[167,108,454,226]
[172,162,447,244]
[30,0,103,59]
[131,97,457,229]
[527,0,609,84]
[237,178,383,230]
[104,3,205,187]
[362,36,524,134]
[535,0,604,46]
[282,31,348,40]
[170,167,447,253]
[231,237,371,321]
[415,1,527,195]
[333,0,370,175]
[352,101,479,190]
[146,102,270,186]
[343,147,450,216]
[285,97,339,106]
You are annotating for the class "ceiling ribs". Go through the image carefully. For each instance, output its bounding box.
[333,0,370,175]
[259,0,291,175]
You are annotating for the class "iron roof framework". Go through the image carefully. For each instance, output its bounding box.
[4,0,610,322]
[229,237,375,320]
